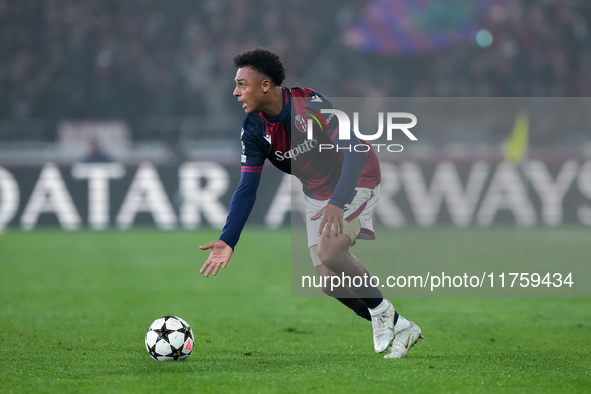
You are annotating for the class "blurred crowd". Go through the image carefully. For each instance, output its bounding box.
[405,0,591,98]
[0,0,356,121]
[0,0,590,135]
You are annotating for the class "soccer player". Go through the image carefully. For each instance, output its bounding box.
[200,49,422,358]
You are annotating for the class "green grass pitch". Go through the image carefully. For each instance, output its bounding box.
[0,228,590,393]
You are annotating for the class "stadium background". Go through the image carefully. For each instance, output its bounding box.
[1,0,590,230]
[1,1,590,392]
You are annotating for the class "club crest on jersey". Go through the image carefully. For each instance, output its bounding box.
[294,115,307,134]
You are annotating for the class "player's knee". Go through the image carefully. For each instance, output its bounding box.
[317,245,345,272]
[314,264,339,297]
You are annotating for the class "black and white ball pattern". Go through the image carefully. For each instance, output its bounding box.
[145,316,194,361]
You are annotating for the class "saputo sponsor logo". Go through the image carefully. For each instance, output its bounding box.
[275,139,318,161]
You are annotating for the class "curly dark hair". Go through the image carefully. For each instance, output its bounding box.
[233,48,286,86]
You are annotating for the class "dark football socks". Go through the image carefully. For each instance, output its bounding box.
[350,269,384,309]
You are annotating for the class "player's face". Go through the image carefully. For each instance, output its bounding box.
[233,67,267,114]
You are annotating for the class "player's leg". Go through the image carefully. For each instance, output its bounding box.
[316,219,398,353]
[318,187,422,355]
[306,198,373,321]
[310,245,371,321]
[306,187,423,355]
[310,213,380,310]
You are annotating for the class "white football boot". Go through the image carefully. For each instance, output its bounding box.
[369,300,396,353]
[384,316,423,359]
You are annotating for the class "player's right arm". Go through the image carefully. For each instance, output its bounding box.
[200,119,266,277]
[199,168,262,276]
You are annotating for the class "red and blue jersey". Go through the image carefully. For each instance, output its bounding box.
[220,87,381,249]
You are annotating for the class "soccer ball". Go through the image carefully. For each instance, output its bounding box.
[145,316,194,361]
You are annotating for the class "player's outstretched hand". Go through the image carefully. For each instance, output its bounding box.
[199,240,233,277]
[310,203,344,239]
